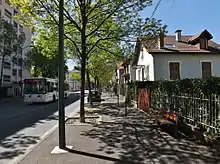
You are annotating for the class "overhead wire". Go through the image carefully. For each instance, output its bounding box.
[151,0,177,18]
[151,0,162,19]
[168,0,176,15]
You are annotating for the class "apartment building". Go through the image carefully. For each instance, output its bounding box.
[0,0,32,97]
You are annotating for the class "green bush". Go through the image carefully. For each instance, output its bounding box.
[132,77,220,95]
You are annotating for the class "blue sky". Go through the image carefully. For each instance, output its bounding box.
[67,0,220,70]
[140,0,220,42]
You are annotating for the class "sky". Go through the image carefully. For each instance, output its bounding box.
[67,0,220,70]
[140,0,220,42]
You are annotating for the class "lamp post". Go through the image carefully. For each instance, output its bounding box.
[58,0,65,149]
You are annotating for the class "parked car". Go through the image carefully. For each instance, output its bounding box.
[87,90,101,102]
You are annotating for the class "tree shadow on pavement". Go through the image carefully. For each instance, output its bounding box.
[0,133,39,160]
[81,101,220,164]
[0,93,80,161]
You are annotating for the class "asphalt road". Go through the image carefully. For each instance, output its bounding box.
[0,92,81,164]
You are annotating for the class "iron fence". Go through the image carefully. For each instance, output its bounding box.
[151,89,220,134]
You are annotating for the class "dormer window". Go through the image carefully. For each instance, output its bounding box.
[199,38,208,49]
[188,29,212,50]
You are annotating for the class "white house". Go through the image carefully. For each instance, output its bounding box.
[132,29,220,81]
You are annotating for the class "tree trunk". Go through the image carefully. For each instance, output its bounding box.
[0,55,5,100]
[97,78,100,91]
[79,0,87,123]
[86,70,93,106]
[80,58,86,123]
[94,76,98,90]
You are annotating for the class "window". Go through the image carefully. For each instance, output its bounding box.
[47,82,54,92]
[169,62,180,80]
[4,9,12,19]
[14,21,18,31]
[201,61,212,79]
[200,39,208,49]
[18,58,22,67]
[165,44,175,48]
[23,80,46,94]
[3,61,11,69]
[3,75,11,82]
[12,69,17,76]
[19,69,22,77]
[12,57,18,66]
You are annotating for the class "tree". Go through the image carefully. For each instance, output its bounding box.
[88,49,120,88]
[0,17,25,98]
[27,46,68,78]
[10,0,166,122]
[70,71,81,82]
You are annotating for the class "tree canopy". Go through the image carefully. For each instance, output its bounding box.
[10,0,167,122]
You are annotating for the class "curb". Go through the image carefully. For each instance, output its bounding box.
[10,99,81,164]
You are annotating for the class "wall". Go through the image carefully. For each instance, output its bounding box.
[135,47,154,81]
[153,53,220,80]
[0,1,32,96]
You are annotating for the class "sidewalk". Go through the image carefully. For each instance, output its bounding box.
[17,93,220,164]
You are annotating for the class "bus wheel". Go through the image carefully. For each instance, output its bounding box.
[53,95,56,102]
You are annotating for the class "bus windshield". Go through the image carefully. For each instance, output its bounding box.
[24,79,46,94]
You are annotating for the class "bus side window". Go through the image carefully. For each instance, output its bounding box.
[47,82,53,92]
[53,83,58,91]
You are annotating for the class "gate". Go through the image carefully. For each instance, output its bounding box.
[136,81,152,113]
[138,88,150,112]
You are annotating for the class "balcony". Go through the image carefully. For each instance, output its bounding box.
[3,61,11,69]
[3,75,11,83]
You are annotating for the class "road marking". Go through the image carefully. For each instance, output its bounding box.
[10,99,81,164]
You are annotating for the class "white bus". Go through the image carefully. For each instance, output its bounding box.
[23,77,69,103]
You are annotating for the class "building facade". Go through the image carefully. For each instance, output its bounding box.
[132,29,220,81]
[0,0,32,97]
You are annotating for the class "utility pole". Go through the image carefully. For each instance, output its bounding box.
[58,0,66,149]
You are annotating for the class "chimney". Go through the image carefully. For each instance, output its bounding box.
[175,30,182,42]
[158,30,164,49]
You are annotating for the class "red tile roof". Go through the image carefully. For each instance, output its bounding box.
[146,35,220,54]
[132,30,220,66]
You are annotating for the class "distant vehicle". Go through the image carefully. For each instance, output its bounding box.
[87,90,101,102]
[23,77,69,104]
